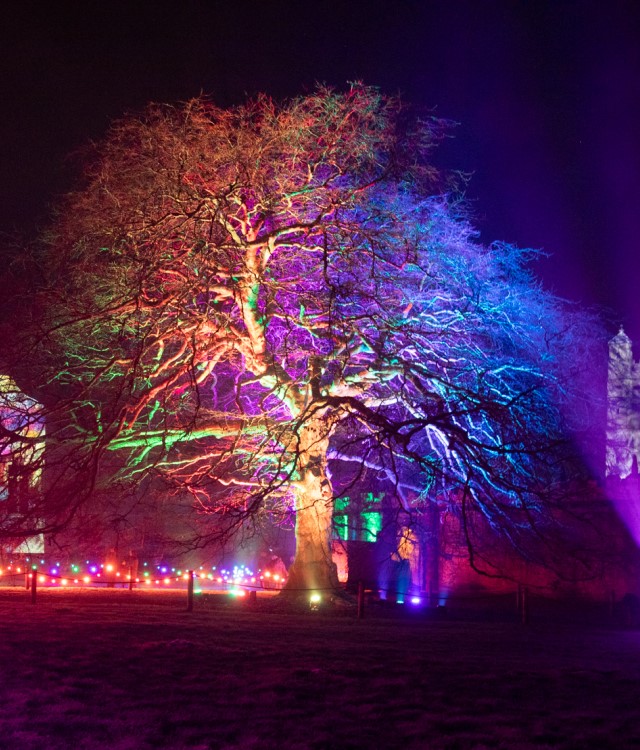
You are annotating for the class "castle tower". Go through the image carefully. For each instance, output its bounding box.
[606,327,640,478]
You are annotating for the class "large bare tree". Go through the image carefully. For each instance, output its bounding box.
[4,85,593,590]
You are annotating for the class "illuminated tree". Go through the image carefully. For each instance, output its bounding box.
[11,85,590,590]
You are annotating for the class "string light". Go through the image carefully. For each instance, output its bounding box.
[0,557,286,589]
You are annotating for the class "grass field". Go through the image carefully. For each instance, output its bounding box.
[1,587,640,749]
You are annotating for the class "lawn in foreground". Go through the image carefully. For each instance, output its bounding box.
[1,588,640,749]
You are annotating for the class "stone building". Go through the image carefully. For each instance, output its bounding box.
[331,329,640,603]
[605,328,640,553]
[606,327,640,479]
[0,374,45,556]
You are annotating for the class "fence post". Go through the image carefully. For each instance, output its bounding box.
[520,585,528,625]
[187,570,194,612]
[128,555,138,591]
[357,580,365,620]
[30,568,37,605]
[25,571,30,590]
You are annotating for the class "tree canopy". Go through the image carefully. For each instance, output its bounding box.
[2,84,593,589]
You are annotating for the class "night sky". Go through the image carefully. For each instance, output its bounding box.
[2,2,640,339]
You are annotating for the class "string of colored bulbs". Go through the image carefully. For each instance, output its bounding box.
[0,558,286,589]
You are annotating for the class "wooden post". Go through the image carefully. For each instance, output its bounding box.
[30,568,37,605]
[520,585,528,625]
[187,570,194,612]
[128,555,138,591]
[357,580,365,620]
[25,571,30,589]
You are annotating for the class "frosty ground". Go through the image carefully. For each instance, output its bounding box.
[1,589,640,749]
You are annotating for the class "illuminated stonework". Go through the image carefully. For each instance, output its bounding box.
[0,375,45,554]
[606,328,640,478]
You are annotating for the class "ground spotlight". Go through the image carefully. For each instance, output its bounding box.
[309,592,321,610]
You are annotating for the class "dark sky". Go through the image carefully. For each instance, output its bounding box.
[2,1,640,338]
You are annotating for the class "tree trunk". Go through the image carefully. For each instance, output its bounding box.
[426,500,441,607]
[284,418,339,594]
